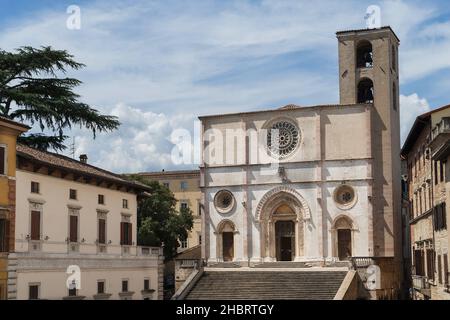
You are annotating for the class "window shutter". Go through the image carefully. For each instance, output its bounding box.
[0,146,5,175]
[99,219,106,244]
[31,211,41,241]
[69,215,78,242]
[120,222,124,245]
[438,255,443,284]
[444,254,449,285]
[128,223,132,245]
[5,219,10,252]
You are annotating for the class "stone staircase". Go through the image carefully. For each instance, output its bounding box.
[184,270,348,300]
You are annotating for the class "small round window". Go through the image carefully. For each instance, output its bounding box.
[334,185,357,209]
[214,190,235,213]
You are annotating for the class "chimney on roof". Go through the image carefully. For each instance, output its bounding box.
[79,154,88,164]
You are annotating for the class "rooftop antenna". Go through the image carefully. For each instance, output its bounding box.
[69,136,76,159]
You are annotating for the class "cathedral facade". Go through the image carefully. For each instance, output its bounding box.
[199,27,402,295]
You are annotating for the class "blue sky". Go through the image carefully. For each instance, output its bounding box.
[1,0,450,172]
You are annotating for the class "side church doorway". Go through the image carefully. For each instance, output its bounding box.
[222,232,234,262]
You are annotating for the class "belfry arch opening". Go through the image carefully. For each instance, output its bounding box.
[358,78,374,103]
[357,40,373,68]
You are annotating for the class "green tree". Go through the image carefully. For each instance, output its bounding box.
[133,178,194,259]
[0,46,120,151]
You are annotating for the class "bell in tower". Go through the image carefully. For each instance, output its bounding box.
[357,78,374,103]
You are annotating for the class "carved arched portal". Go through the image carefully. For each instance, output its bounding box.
[256,187,310,262]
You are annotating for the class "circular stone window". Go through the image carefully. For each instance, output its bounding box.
[214,190,235,213]
[267,120,300,159]
[334,185,357,209]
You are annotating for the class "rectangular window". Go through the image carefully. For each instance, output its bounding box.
[31,181,40,194]
[414,249,424,276]
[97,281,105,294]
[441,161,446,182]
[122,280,128,292]
[0,219,8,252]
[163,182,170,189]
[180,237,188,249]
[29,284,39,300]
[98,218,106,244]
[199,235,202,245]
[438,255,443,284]
[415,156,418,177]
[434,203,447,231]
[0,145,5,175]
[180,181,188,191]
[144,279,150,291]
[98,194,105,205]
[423,146,426,166]
[434,161,439,185]
[69,189,77,200]
[198,202,202,216]
[122,199,128,209]
[69,215,78,243]
[120,222,132,245]
[426,249,435,280]
[180,201,188,210]
[419,190,422,214]
[30,211,41,241]
[68,287,77,297]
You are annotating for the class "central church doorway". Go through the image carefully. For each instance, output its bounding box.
[275,221,295,261]
[222,232,234,262]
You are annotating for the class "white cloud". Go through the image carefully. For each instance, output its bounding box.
[400,93,431,143]
[72,103,196,173]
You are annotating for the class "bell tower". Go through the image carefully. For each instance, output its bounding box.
[336,27,401,262]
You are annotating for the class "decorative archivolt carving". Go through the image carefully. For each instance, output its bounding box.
[331,214,359,231]
[255,186,311,221]
[214,219,238,234]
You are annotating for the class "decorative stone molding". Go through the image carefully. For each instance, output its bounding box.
[62,295,86,300]
[255,185,311,221]
[330,214,359,231]
[119,291,135,300]
[333,184,358,210]
[263,117,302,160]
[28,198,45,205]
[213,190,235,214]
[141,289,155,300]
[96,208,109,215]
[67,203,82,210]
[93,293,112,300]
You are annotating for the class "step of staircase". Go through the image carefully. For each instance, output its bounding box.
[185,270,348,300]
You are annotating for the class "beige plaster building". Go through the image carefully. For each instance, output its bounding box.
[8,145,163,300]
[198,27,403,299]
[138,170,202,251]
[402,105,450,299]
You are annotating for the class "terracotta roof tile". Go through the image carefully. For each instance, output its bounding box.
[174,245,201,260]
[16,144,150,191]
